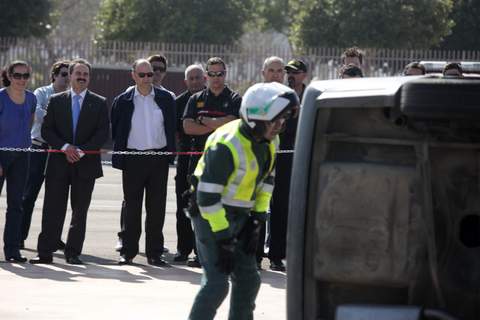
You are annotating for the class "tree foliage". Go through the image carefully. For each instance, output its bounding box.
[49,0,102,42]
[290,0,454,49]
[95,0,249,44]
[246,0,290,33]
[0,0,55,38]
[440,0,480,50]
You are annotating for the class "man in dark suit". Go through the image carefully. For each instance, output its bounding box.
[30,58,109,265]
[111,59,176,266]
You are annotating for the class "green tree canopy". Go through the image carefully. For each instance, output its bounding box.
[0,0,55,38]
[440,0,480,50]
[291,0,454,49]
[96,0,249,44]
[246,0,290,33]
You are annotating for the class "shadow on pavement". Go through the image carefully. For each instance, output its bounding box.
[260,270,286,289]
[0,261,150,283]
[138,265,202,285]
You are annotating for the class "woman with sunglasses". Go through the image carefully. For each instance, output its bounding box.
[0,60,37,263]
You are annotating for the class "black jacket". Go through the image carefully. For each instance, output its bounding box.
[111,86,176,170]
[42,90,109,180]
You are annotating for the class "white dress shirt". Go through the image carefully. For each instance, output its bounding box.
[126,84,176,99]
[127,86,167,150]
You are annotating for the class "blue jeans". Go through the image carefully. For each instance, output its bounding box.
[0,151,28,258]
[189,210,261,320]
[21,144,48,241]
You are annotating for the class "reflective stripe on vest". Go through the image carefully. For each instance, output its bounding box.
[194,119,277,209]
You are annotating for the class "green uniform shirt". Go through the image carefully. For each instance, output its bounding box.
[196,122,275,239]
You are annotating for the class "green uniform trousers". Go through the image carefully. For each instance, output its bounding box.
[189,211,261,320]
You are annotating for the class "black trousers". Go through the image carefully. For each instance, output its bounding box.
[175,154,195,256]
[120,154,169,259]
[0,151,28,258]
[37,167,95,258]
[268,153,293,261]
[21,144,48,241]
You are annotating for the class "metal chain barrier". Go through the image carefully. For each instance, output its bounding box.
[0,147,295,158]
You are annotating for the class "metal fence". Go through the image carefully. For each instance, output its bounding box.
[2,37,480,92]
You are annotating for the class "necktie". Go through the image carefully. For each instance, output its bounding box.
[72,95,81,140]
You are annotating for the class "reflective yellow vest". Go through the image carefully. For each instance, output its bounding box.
[194,119,278,232]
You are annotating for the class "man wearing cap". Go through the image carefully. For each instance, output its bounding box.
[267,58,308,271]
[285,58,308,101]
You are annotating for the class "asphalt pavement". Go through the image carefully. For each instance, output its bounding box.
[0,165,286,319]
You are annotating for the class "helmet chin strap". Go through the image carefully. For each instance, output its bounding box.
[251,121,267,141]
[251,120,287,142]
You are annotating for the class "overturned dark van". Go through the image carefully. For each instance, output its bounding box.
[287,75,480,320]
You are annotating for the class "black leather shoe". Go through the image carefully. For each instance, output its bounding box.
[56,240,66,251]
[6,255,27,263]
[147,256,169,267]
[186,256,201,268]
[270,259,286,272]
[173,253,188,262]
[118,255,132,265]
[65,256,83,265]
[30,256,53,264]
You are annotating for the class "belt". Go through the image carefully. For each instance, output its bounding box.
[31,139,48,148]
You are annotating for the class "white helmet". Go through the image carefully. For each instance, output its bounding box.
[240,82,299,128]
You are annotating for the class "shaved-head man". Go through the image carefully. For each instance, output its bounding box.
[111,58,177,267]
[262,56,285,83]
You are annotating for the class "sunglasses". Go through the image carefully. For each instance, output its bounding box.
[153,66,166,72]
[286,70,303,75]
[11,72,30,80]
[207,71,226,77]
[59,71,69,77]
[137,72,154,78]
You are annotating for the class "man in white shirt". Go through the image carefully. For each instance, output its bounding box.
[113,54,177,254]
[111,59,176,266]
